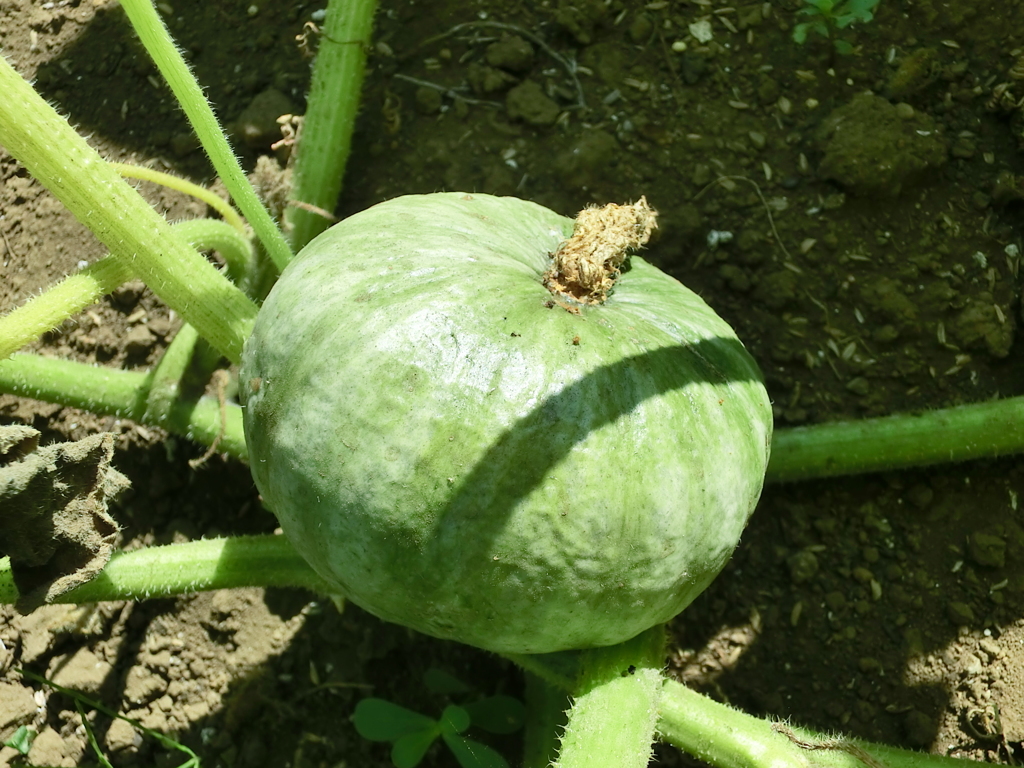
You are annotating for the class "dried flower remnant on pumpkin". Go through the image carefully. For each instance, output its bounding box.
[544,197,658,305]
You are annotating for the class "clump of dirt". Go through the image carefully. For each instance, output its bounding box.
[0,426,127,611]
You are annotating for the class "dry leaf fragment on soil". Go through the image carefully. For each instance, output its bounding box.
[0,425,129,612]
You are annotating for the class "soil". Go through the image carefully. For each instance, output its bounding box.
[1,0,1024,766]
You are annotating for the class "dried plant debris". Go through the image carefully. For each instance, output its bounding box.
[544,197,658,305]
[0,425,129,612]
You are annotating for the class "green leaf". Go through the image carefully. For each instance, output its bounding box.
[801,0,835,11]
[793,20,829,42]
[463,696,526,735]
[440,705,472,735]
[442,732,509,768]
[353,699,437,742]
[2,725,36,755]
[833,39,855,54]
[392,728,440,768]
[835,0,878,26]
[810,19,831,37]
[423,668,471,696]
[843,0,880,16]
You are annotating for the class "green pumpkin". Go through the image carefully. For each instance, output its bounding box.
[240,193,771,654]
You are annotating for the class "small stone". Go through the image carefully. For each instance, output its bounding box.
[968,531,1006,568]
[49,647,112,696]
[124,665,168,706]
[991,171,1024,205]
[756,78,779,104]
[903,709,933,748]
[854,701,877,721]
[124,324,157,357]
[110,280,145,310]
[885,48,940,100]
[852,567,875,583]
[906,483,934,509]
[903,627,925,656]
[27,728,69,767]
[485,35,536,73]
[845,377,870,396]
[787,550,819,584]
[952,299,1013,358]
[147,316,172,337]
[467,63,517,94]
[505,81,560,126]
[688,19,713,42]
[105,718,143,754]
[234,88,296,150]
[951,137,976,159]
[739,5,764,27]
[824,590,846,612]
[873,324,900,343]
[0,681,38,735]
[979,637,1002,658]
[627,13,654,44]
[719,264,751,292]
[170,132,200,158]
[947,601,975,625]
[753,270,798,310]
[679,53,706,84]
[894,102,915,119]
[414,87,443,115]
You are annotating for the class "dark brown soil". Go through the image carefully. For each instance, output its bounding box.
[2,0,1024,766]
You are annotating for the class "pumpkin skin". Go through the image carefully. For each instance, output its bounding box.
[240,193,771,654]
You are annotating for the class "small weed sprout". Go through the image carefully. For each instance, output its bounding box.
[18,668,201,767]
[352,669,525,768]
[2,725,37,755]
[792,0,880,54]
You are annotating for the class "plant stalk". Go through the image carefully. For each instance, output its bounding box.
[0,257,131,360]
[0,535,333,605]
[766,395,1024,481]
[2,352,1024,475]
[286,0,377,250]
[118,0,293,271]
[0,57,257,363]
[0,219,251,361]
[552,626,665,768]
[108,162,248,235]
[0,353,247,460]
[657,678,972,768]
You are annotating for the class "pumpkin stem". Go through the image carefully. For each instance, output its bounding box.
[544,197,658,304]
